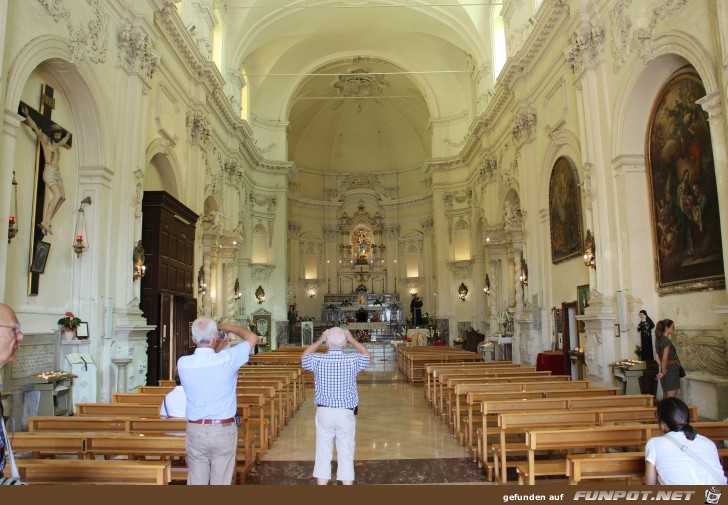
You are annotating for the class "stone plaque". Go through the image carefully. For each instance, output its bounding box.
[11,343,55,379]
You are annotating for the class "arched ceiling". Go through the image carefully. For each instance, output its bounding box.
[224,0,498,174]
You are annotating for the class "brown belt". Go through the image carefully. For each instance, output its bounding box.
[188,418,235,425]
[667,359,679,365]
[317,404,355,410]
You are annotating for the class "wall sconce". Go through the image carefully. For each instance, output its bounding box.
[309,287,316,298]
[583,229,596,269]
[8,171,18,244]
[483,274,491,295]
[458,282,469,301]
[234,278,241,300]
[73,196,92,257]
[519,255,529,286]
[132,240,146,281]
[255,285,266,304]
[198,266,207,296]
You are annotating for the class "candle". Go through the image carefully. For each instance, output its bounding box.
[76,235,83,242]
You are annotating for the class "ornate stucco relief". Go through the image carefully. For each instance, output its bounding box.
[38,0,109,64]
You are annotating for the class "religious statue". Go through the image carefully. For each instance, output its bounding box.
[636,310,655,361]
[356,228,368,258]
[202,209,224,234]
[21,104,69,236]
[410,293,424,326]
[133,240,145,280]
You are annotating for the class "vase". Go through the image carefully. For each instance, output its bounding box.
[61,328,76,340]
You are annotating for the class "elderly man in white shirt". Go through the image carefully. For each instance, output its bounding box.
[177,317,258,485]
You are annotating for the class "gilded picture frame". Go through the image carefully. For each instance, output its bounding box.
[576,284,590,334]
[646,65,724,294]
[548,156,584,264]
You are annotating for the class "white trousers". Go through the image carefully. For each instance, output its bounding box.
[313,407,356,482]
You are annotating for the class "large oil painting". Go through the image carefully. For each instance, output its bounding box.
[647,66,724,294]
[549,156,584,263]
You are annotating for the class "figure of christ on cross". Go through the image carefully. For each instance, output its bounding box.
[20,103,69,236]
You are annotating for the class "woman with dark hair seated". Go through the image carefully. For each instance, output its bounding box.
[645,398,727,485]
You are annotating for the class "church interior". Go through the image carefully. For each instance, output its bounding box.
[1,0,728,485]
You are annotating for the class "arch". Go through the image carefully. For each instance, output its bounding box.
[6,36,110,172]
[283,52,441,121]
[539,128,582,212]
[252,223,268,263]
[145,139,182,199]
[612,32,719,159]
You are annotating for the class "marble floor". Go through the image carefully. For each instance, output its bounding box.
[246,361,492,485]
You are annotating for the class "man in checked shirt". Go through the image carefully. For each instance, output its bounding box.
[302,326,371,485]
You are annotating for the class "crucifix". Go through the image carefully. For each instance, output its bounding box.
[18,83,73,295]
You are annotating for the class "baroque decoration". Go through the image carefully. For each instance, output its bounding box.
[673,330,728,377]
[118,24,160,86]
[564,19,605,78]
[38,0,109,64]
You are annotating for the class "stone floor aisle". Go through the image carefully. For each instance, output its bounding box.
[245,360,491,485]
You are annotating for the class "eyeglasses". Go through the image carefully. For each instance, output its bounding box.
[0,323,21,334]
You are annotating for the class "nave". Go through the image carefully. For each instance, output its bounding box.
[248,360,488,485]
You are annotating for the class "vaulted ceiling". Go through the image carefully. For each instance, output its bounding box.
[225,0,499,174]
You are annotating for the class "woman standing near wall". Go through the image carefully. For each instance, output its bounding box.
[655,319,681,398]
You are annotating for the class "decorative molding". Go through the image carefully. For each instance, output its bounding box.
[447,260,474,280]
[511,111,537,144]
[564,18,605,78]
[133,168,144,218]
[187,111,211,148]
[38,0,109,64]
[610,0,688,72]
[581,162,594,210]
[118,24,160,88]
[251,264,275,283]
[288,221,301,238]
[421,217,433,235]
[673,328,728,377]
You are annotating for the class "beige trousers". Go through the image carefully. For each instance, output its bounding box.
[185,422,238,485]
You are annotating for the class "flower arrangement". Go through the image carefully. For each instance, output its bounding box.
[634,345,642,360]
[389,301,401,311]
[247,318,257,333]
[374,296,384,306]
[58,312,81,330]
[325,302,338,311]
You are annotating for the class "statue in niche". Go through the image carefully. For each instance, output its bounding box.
[202,209,224,234]
[352,227,371,260]
[503,200,522,227]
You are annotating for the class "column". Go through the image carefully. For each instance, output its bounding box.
[0,111,23,291]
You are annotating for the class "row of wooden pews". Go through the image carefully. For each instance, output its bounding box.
[420,358,728,485]
[11,359,310,485]
[397,345,483,383]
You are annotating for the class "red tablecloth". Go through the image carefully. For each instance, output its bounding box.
[536,351,565,376]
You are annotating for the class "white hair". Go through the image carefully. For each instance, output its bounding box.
[192,316,217,345]
[325,327,347,350]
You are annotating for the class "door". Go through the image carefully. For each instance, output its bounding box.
[561,301,578,377]
[159,292,173,381]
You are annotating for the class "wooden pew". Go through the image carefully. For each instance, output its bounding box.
[493,406,698,483]
[518,421,728,485]
[473,394,655,480]
[16,459,171,485]
[449,380,591,439]
[566,447,728,485]
[10,433,86,458]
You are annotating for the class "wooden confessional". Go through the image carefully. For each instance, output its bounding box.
[140,191,198,385]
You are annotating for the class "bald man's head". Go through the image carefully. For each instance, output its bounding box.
[0,303,23,365]
[324,327,348,350]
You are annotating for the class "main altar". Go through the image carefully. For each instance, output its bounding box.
[322,281,402,342]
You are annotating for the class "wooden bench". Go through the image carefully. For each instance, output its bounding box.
[566,447,728,485]
[16,459,171,485]
[473,394,655,480]
[493,406,697,483]
[517,421,728,485]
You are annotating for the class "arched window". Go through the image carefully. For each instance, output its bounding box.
[252,224,268,263]
[240,66,250,121]
[406,244,419,278]
[491,7,507,82]
[304,243,318,279]
[212,8,224,72]
[453,220,471,261]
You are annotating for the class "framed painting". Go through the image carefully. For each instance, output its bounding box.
[576,284,590,333]
[30,241,51,274]
[549,156,584,263]
[646,65,725,294]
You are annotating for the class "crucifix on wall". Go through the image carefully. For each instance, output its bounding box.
[18,83,73,295]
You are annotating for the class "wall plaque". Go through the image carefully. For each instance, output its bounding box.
[12,343,55,379]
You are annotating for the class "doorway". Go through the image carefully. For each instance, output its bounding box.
[140,191,198,384]
[561,301,580,380]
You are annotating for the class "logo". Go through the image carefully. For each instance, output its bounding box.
[706,487,722,505]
